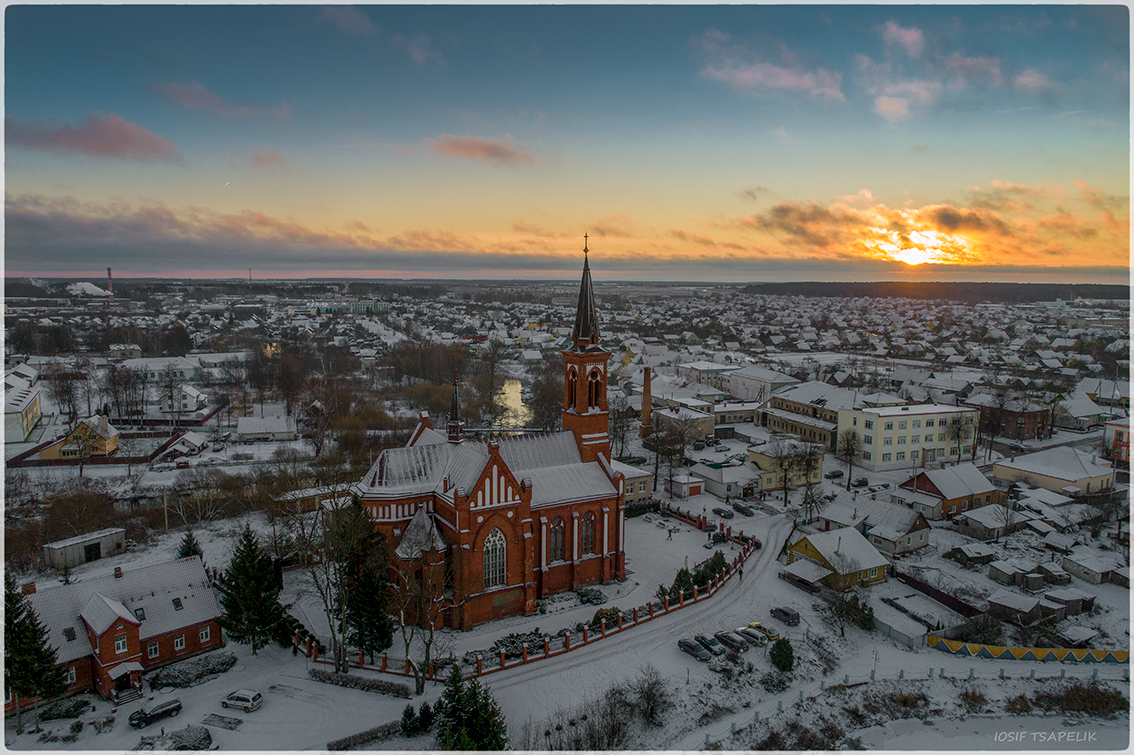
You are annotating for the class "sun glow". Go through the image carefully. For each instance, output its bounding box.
[861,228,972,266]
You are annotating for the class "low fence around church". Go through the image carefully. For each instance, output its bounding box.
[304,522,761,681]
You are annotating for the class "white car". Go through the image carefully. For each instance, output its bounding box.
[222,689,262,712]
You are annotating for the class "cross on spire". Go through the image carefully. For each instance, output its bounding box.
[583,233,588,254]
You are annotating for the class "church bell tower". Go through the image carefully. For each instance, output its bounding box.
[562,235,611,463]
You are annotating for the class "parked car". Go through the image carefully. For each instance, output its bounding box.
[129,699,183,728]
[713,630,749,653]
[712,507,734,519]
[222,689,263,712]
[693,441,706,450]
[824,469,844,479]
[736,627,768,647]
[851,477,869,488]
[694,634,727,656]
[732,503,755,517]
[175,459,191,469]
[747,622,781,642]
[678,638,712,661]
[771,606,801,626]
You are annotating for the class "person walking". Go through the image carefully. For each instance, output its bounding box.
[739,565,744,581]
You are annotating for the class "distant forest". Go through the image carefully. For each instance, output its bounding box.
[739,281,1130,304]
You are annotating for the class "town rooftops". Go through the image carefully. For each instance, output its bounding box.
[863,403,975,417]
[793,526,888,572]
[44,527,126,550]
[912,463,996,500]
[997,446,1113,482]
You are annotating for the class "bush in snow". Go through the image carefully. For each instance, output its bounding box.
[1005,694,1032,714]
[631,664,671,727]
[136,724,212,751]
[575,586,607,605]
[513,681,633,750]
[326,721,401,750]
[493,628,546,659]
[401,704,420,736]
[760,672,789,694]
[149,651,236,689]
[308,668,412,699]
[1033,682,1128,715]
[958,687,988,713]
[589,607,620,629]
[769,638,794,673]
[39,698,90,721]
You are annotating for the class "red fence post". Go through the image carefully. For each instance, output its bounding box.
[664,597,669,612]
[693,585,698,602]
[649,603,654,619]
[381,654,387,672]
[633,608,639,624]
[583,627,589,644]
[565,634,571,651]
[522,644,528,663]
[499,650,506,668]
[679,591,685,607]
[727,526,731,538]
[359,651,365,668]
[477,656,483,676]
[601,620,606,637]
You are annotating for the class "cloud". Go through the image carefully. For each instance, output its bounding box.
[943,53,1003,87]
[695,29,845,101]
[512,218,562,238]
[249,148,291,169]
[393,33,445,66]
[1013,68,1057,92]
[1072,180,1127,212]
[879,21,925,58]
[152,80,291,119]
[666,228,750,251]
[424,134,535,166]
[591,213,634,238]
[874,96,910,122]
[319,6,378,37]
[740,185,775,203]
[6,113,181,162]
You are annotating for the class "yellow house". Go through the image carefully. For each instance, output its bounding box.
[748,442,823,492]
[39,416,120,461]
[785,527,888,590]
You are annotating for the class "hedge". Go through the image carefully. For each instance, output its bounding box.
[308,668,412,699]
[326,721,402,750]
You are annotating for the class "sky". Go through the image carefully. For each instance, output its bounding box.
[4,4,1130,283]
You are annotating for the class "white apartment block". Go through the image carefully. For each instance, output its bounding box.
[837,404,979,472]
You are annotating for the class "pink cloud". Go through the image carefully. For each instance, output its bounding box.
[319,6,378,37]
[6,113,181,162]
[1013,68,1056,92]
[425,134,535,166]
[696,29,845,101]
[943,53,1003,86]
[249,148,291,169]
[874,95,910,122]
[879,21,925,58]
[152,80,291,119]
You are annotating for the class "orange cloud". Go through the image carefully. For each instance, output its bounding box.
[6,113,181,162]
[152,80,291,120]
[249,148,291,169]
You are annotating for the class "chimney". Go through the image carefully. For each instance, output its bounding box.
[107,267,113,300]
[21,582,36,595]
[114,567,123,579]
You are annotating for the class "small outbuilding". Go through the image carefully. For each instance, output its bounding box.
[43,528,126,570]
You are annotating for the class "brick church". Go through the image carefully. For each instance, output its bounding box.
[353,243,627,629]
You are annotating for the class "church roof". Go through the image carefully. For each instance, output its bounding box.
[571,242,601,350]
[394,506,446,560]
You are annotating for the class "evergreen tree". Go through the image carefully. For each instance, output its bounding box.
[177,530,204,560]
[770,638,795,673]
[219,526,283,655]
[436,664,507,750]
[5,573,66,734]
[344,556,393,664]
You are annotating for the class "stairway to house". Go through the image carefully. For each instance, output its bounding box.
[116,688,142,705]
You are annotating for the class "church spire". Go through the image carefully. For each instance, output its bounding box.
[571,234,600,350]
[447,370,464,444]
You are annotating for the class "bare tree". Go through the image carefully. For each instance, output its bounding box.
[993,496,1020,543]
[766,438,805,506]
[390,539,463,695]
[946,414,976,464]
[46,377,79,426]
[836,428,862,491]
[608,392,631,458]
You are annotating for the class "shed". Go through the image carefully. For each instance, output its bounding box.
[1111,566,1129,588]
[946,542,996,566]
[988,559,1029,587]
[1042,531,1077,554]
[986,590,1041,623]
[1043,588,1095,616]
[1056,626,1099,648]
[1062,552,1117,585]
[1037,599,1067,622]
[1036,562,1072,585]
[43,528,126,570]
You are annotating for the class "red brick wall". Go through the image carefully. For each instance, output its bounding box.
[140,619,224,670]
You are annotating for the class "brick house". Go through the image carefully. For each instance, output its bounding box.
[353,247,627,630]
[962,393,1050,441]
[7,557,222,711]
[896,462,1001,519]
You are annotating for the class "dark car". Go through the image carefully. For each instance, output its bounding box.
[771,606,801,626]
[694,634,727,656]
[129,699,183,728]
[851,477,869,488]
[712,507,734,519]
[713,630,749,653]
[678,638,712,661]
[732,503,755,516]
[824,469,844,479]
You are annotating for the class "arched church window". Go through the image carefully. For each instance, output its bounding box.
[567,368,578,408]
[581,512,595,554]
[549,517,565,561]
[483,529,506,589]
[587,370,602,409]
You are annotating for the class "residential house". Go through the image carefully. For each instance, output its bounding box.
[748,440,824,493]
[1104,417,1130,464]
[724,365,799,403]
[610,460,653,505]
[38,416,120,461]
[236,415,298,442]
[785,526,889,590]
[689,462,759,500]
[5,371,42,443]
[894,462,1000,519]
[993,446,1115,496]
[955,502,1037,541]
[838,404,979,472]
[962,392,1049,441]
[1053,396,1107,431]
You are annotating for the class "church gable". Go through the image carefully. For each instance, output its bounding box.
[467,443,525,510]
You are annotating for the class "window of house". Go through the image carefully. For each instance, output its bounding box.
[938,433,947,441]
[63,627,77,642]
[950,447,959,456]
[134,608,146,621]
[884,422,893,431]
[911,435,919,443]
[864,420,873,430]
[174,635,186,651]
[883,437,892,446]
[963,445,971,455]
[115,636,128,654]
[925,419,934,427]
[870,568,878,578]
[898,436,906,445]
[864,435,872,445]
[863,451,871,460]
[581,512,596,555]
[912,420,921,428]
[882,453,891,462]
[148,642,159,659]
[63,667,76,685]
[896,452,905,461]
[898,421,907,430]
[961,499,968,511]
[199,627,210,643]
[172,598,183,611]
[912,450,919,460]
[483,528,506,588]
